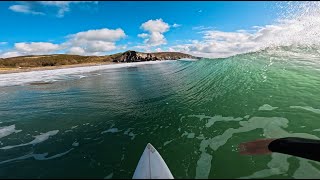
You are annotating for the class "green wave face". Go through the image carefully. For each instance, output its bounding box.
[1,46,320,178]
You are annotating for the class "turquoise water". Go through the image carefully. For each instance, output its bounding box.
[1,48,320,178]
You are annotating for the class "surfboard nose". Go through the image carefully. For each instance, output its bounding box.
[133,143,174,179]
[147,143,156,153]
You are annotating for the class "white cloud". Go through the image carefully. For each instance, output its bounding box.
[145,32,167,47]
[9,5,45,15]
[65,28,126,55]
[15,42,60,54]
[137,33,148,38]
[172,23,181,28]
[1,51,23,58]
[85,41,117,52]
[138,18,170,47]
[68,47,85,55]
[141,19,170,33]
[155,48,162,52]
[9,1,97,17]
[168,47,178,52]
[70,28,126,42]
[132,45,152,52]
[0,42,60,58]
[192,26,214,31]
[0,27,126,58]
[39,1,94,17]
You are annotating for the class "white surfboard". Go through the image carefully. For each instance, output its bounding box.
[133,143,174,179]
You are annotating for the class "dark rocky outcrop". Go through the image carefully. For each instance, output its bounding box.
[112,50,200,62]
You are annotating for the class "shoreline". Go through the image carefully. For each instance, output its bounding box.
[0,62,115,74]
[0,60,175,87]
[0,60,173,75]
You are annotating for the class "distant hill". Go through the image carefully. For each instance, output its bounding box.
[0,51,200,68]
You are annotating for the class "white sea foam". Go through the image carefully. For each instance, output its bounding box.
[124,128,134,135]
[72,141,79,147]
[290,106,320,114]
[187,133,195,139]
[187,114,243,128]
[0,148,73,165]
[181,131,188,137]
[0,130,59,150]
[0,125,22,139]
[122,128,137,140]
[239,153,291,179]
[293,158,320,179]
[128,132,136,140]
[258,104,278,111]
[0,60,173,87]
[193,115,320,179]
[163,140,173,146]
[104,173,113,179]
[101,128,119,134]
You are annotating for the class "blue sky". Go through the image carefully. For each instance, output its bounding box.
[0,1,290,58]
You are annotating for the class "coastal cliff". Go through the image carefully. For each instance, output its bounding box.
[0,51,200,69]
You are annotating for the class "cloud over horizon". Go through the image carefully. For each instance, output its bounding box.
[1,28,126,58]
[1,42,61,58]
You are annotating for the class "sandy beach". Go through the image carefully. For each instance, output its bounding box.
[0,61,116,74]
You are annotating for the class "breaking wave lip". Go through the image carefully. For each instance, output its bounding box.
[0,60,174,87]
